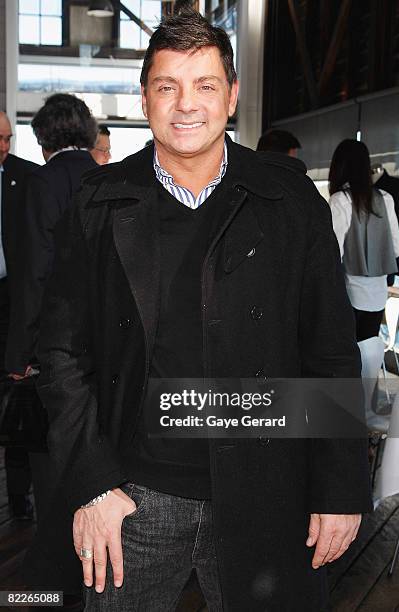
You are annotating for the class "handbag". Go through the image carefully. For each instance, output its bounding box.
[0,374,48,450]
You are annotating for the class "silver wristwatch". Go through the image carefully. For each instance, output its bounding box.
[80,490,111,509]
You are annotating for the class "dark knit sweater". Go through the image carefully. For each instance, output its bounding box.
[126,180,230,499]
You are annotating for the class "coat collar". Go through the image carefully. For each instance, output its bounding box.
[86,133,305,207]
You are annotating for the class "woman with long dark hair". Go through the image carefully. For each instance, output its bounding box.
[329,139,399,341]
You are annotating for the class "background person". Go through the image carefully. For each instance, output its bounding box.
[256,128,302,157]
[0,111,38,520]
[329,139,399,341]
[90,124,111,165]
[5,93,98,532]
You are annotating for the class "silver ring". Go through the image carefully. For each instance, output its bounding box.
[80,547,93,559]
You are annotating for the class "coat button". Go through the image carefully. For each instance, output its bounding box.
[250,306,263,320]
[112,374,119,385]
[255,369,267,385]
[258,437,270,447]
[119,318,133,329]
[247,248,256,257]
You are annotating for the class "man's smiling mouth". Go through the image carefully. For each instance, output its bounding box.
[172,122,204,129]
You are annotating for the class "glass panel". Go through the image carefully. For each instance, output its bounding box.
[16,124,45,165]
[19,15,40,44]
[40,16,62,45]
[18,63,143,95]
[141,1,161,22]
[41,0,62,16]
[108,127,153,162]
[140,30,150,50]
[19,0,40,15]
[120,19,141,49]
[16,124,153,165]
[120,0,141,19]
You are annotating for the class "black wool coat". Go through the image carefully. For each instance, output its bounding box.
[25,137,372,611]
[5,150,97,374]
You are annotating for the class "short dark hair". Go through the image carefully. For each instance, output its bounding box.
[98,124,110,136]
[31,93,98,152]
[140,8,237,89]
[257,129,301,154]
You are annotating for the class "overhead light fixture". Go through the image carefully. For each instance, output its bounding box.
[87,0,114,17]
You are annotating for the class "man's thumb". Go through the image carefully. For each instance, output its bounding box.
[306,513,321,547]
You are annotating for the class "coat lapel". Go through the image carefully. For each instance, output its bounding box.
[88,145,161,356]
[112,187,160,357]
[220,137,284,274]
[223,193,265,273]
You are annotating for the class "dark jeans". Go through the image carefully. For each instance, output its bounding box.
[83,483,223,611]
[353,307,385,342]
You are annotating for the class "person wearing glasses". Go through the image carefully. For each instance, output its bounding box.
[90,124,111,165]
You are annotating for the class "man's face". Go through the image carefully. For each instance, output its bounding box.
[91,133,111,165]
[0,113,12,165]
[141,47,238,160]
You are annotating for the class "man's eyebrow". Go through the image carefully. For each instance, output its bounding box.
[151,76,179,85]
[195,75,223,83]
[150,75,223,85]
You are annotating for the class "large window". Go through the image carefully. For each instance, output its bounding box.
[19,0,62,46]
[119,0,161,49]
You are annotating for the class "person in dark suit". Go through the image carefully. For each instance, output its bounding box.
[25,10,372,612]
[5,95,97,533]
[6,94,98,379]
[0,111,38,519]
[256,128,302,157]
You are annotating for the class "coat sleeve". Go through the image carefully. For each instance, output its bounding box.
[36,190,126,513]
[6,172,59,374]
[298,179,373,514]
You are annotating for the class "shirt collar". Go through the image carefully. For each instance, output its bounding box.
[153,140,228,187]
[47,147,87,163]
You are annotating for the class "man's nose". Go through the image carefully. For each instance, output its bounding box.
[175,88,199,113]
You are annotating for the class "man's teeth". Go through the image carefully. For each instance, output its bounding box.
[174,123,203,129]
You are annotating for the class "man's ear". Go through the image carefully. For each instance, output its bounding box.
[141,84,148,119]
[228,80,239,118]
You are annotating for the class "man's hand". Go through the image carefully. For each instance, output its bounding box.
[9,365,33,380]
[306,513,362,569]
[73,487,136,592]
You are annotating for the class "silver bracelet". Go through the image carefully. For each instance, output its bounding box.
[81,490,111,509]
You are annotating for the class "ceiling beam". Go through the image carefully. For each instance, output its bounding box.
[116,1,154,37]
[318,0,352,96]
[287,0,319,109]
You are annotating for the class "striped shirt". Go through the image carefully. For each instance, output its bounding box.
[153,142,228,209]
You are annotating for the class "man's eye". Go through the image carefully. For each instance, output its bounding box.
[200,85,215,91]
[159,86,173,92]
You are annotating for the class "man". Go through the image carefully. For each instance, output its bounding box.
[0,111,38,519]
[5,94,97,542]
[28,9,372,611]
[257,128,302,157]
[90,125,111,165]
[6,94,98,379]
